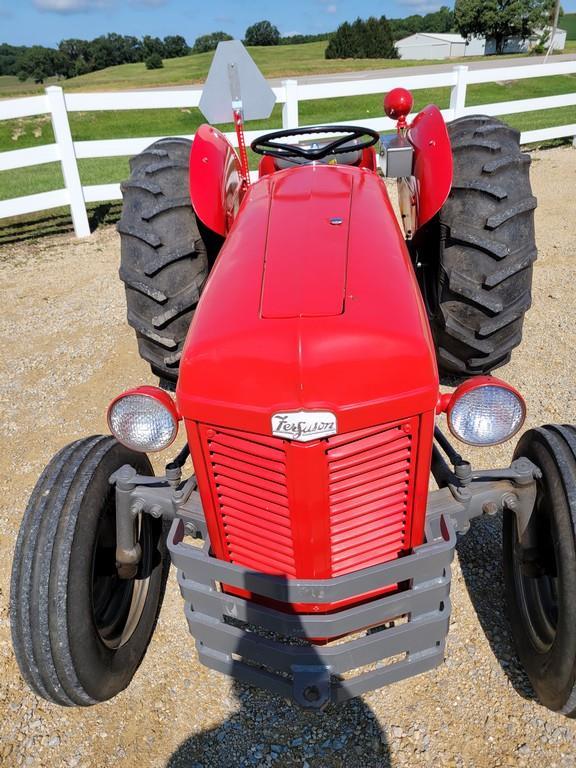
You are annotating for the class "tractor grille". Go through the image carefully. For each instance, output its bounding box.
[201,419,415,579]
[326,423,412,576]
[205,428,296,576]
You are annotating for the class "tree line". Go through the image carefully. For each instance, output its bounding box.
[0,34,190,82]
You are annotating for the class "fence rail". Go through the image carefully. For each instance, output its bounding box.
[1,60,575,238]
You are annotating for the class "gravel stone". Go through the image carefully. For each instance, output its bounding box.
[0,146,575,767]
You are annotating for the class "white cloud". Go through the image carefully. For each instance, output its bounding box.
[326,4,337,12]
[33,0,111,12]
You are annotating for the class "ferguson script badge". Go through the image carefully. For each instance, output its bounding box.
[271,411,337,442]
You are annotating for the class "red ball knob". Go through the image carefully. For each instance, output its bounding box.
[384,88,414,121]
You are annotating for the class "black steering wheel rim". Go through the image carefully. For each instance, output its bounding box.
[251,125,380,162]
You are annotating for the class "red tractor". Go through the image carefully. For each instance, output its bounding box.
[11,44,576,716]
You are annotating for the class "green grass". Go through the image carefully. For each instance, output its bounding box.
[0,75,60,99]
[559,12,576,40]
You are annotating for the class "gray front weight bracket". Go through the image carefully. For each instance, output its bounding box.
[111,454,540,707]
[168,512,454,710]
[109,463,198,577]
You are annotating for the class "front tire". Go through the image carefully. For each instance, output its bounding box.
[503,425,576,716]
[10,436,169,706]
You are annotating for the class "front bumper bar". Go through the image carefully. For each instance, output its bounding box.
[113,454,538,708]
[167,511,454,708]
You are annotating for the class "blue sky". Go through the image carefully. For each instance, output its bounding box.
[2,0,572,48]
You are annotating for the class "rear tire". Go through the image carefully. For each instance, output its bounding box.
[503,425,576,716]
[10,436,169,706]
[118,138,219,388]
[415,115,537,381]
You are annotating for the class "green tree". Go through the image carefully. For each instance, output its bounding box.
[0,43,28,76]
[142,35,165,58]
[279,32,331,44]
[424,7,455,33]
[244,20,280,46]
[18,46,58,83]
[388,7,454,40]
[145,52,164,70]
[325,16,397,59]
[192,31,233,53]
[58,38,93,77]
[163,35,189,58]
[455,0,554,53]
[325,21,357,58]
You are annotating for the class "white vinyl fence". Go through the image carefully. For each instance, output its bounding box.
[1,60,575,238]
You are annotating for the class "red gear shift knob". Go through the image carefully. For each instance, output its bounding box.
[384,88,414,125]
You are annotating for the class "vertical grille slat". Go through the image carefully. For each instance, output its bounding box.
[205,427,296,575]
[326,422,413,576]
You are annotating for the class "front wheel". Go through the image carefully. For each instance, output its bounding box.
[10,436,169,706]
[503,425,576,716]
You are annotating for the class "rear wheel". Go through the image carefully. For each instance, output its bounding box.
[503,425,576,716]
[415,115,537,381]
[118,138,221,388]
[10,436,169,706]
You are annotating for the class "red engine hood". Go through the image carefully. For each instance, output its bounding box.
[176,164,438,434]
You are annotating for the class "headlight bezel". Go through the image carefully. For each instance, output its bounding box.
[445,376,526,447]
[107,386,180,453]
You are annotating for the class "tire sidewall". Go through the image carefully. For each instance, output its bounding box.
[504,431,576,712]
[63,443,167,702]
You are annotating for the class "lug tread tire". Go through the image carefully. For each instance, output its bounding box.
[504,425,576,716]
[420,115,537,380]
[119,138,211,384]
[10,436,169,706]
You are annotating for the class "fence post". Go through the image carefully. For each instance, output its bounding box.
[282,79,299,129]
[449,65,468,120]
[46,86,90,238]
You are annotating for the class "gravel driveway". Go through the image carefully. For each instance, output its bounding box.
[1,146,575,768]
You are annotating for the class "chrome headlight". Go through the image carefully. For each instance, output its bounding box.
[107,387,179,452]
[447,378,526,446]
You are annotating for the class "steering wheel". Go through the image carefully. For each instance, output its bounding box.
[251,125,380,162]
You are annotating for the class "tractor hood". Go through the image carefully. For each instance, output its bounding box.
[176,164,438,435]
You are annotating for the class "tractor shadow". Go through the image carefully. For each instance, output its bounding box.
[456,513,536,704]
[166,570,392,768]
[167,680,392,768]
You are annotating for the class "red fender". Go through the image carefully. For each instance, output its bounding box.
[408,105,453,228]
[189,124,245,237]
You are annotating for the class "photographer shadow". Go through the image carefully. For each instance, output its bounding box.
[167,569,393,768]
[456,513,535,703]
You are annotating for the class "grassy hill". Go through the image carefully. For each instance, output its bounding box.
[1,42,426,97]
[1,40,543,98]
[559,12,576,40]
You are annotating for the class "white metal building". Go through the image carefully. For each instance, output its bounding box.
[395,33,485,60]
[396,27,567,60]
[485,28,567,54]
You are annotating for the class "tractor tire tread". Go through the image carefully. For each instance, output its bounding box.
[118,138,215,385]
[417,115,537,380]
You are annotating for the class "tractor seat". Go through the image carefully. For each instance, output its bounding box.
[273,138,362,169]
